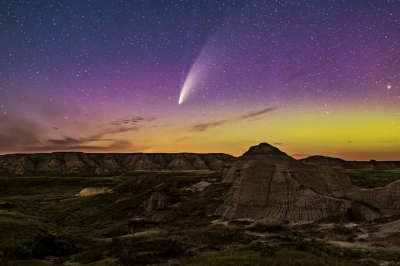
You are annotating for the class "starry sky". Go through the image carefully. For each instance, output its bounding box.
[1,0,399,160]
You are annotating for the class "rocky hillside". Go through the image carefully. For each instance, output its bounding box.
[301,155,400,170]
[0,152,235,174]
[3,146,400,264]
[215,143,397,224]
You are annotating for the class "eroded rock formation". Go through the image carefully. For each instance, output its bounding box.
[215,143,385,224]
[0,152,235,174]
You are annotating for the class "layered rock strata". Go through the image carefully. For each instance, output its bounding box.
[0,152,235,174]
[215,143,383,223]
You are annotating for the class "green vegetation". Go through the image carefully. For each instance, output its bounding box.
[247,223,287,233]
[0,261,52,266]
[347,169,400,188]
[2,172,400,265]
[165,248,362,266]
[0,172,228,265]
[158,235,398,266]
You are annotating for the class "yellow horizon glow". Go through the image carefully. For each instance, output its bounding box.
[5,105,397,161]
[114,105,400,161]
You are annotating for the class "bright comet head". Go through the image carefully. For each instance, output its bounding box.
[178,67,199,105]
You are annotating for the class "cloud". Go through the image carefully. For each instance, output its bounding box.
[27,140,145,152]
[47,137,81,146]
[110,116,156,126]
[0,113,43,153]
[239,106,278,120]
[285,69,312,82]
[37,126,139,152]
[0,113,147,154]
[191,120,227,132]
[175,136,191,142]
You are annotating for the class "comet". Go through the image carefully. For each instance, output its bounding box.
[178,22,232,104]
[178,34,223,104]
[178,50,210,105]
[179,64,199,104]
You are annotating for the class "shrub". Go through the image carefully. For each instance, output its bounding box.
[53,256,69,265]
[74,249,104,264]
[248,241,276,257]
[3,245,32,260]
[333,225,354,236]
[30,232,79,259]
[294,237,309,251]
[360,258,379,266]
[118,253,137,265]
[247,223,287,233]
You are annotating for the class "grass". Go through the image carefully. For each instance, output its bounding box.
[171,238,400,266]
[0,171,229,264]
[0,176,124,198]
[0,261,53,266]
[0,211,44,247]
[161,247,366,266]
[3,171,400,265]
[0,172,219,238]
[347,169,400,188]
[247,223,287,233]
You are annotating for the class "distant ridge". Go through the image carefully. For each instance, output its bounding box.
[1,143,399,175]
[0,152,235,174]
[300,155,400,170]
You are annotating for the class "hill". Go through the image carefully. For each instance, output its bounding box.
[301,155,400,170]
[0,152,235,174]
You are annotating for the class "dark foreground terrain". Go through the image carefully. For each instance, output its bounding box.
[2,143,400,266]
[1,168,400,266]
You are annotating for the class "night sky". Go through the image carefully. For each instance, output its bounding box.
[1,0,399,160]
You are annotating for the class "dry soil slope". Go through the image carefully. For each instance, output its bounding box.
[348,180,400,216]
[215,143,381,223]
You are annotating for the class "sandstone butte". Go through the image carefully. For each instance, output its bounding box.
[215,143,400,224]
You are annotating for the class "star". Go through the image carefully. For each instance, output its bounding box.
[0,0,399,160]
